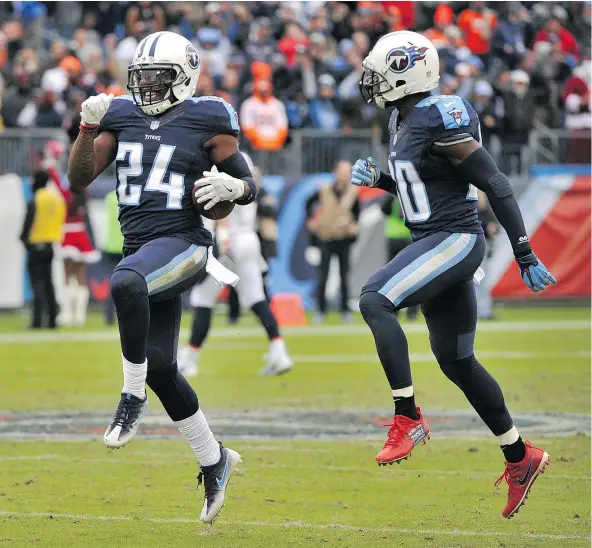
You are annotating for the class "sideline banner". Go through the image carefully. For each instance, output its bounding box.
[6,165,588,309]
[490,166,591,299]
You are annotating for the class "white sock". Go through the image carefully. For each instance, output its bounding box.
[270,337,286,354]
[175,409,221,467]
[121,355,147,399]
[59,280,77,324]
[75,285,89,324]
[392,386,414,410]
[497,425,519,446]
[182,345,199,361]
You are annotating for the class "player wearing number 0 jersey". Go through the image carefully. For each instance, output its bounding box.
[67,30,252,524]
[352,31,555,519]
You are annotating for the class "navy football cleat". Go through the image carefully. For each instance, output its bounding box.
[197,442,242,523]
[104,393,147,448]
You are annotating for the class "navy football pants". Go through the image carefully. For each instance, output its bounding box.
[360,231,513,436]
[110,236,208,421]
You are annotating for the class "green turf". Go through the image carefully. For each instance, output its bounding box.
[0,306,590,547]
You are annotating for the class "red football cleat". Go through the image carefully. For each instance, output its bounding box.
[376,407,430,465]
[495,441,551,519]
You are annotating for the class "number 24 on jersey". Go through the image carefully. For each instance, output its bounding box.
[116,142,185,210]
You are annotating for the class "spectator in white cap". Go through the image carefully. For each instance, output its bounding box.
[511,69,530,91]
[455,61,474,100]
[499,69,535,173]
[309,32,332,76]
[310,73,340,130]
[472,80,499,151]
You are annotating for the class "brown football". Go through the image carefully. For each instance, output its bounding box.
[193,198,235,220]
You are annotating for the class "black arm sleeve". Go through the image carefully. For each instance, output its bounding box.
[456,147,531,257]
[20,200,36,243]
[214,151,257,205]
[376,170,397,194]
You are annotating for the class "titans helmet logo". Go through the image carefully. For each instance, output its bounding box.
[186,45,200,70]
[386,45,428,73]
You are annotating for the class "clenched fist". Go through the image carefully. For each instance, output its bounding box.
[80,93,114,127]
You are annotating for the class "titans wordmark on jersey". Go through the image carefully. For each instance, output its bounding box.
[386,94,484,241]
[100,95,240,249]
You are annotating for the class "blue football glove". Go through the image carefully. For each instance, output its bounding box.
[516,252,557,292]
[351,157,379,187]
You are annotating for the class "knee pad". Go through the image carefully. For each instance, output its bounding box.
[438,354,478,384]
[430,330,476,366]
[110,268,147,303]
[146,344,176,375]
[359,291,394,324]
[146,361,178,389]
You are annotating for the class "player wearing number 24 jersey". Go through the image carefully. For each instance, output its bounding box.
[100,93,245,249]
[67,31,249,524]
[352,31,555,519]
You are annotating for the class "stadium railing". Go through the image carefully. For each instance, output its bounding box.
[1,127,587,180]
[246,129,384,177]
[529,126,591,167]
[0,128,70,177]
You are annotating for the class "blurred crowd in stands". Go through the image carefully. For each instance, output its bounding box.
[0,1,589,164]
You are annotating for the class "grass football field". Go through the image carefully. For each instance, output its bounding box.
[0,306,590,548]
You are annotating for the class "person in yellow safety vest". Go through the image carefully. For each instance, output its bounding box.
[102,189,124,325]
[20,170,67,329]
[381,195,418,320]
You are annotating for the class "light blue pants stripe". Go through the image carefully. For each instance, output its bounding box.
[379,233,477,306]
[145,245,207,296]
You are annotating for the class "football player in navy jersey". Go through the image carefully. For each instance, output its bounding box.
[351,31,556,518]
[67,31,255,523]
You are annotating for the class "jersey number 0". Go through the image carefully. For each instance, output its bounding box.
[116,142,185,210]
[388,157,478,223]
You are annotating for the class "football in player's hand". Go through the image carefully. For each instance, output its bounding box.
[192,197,235,220]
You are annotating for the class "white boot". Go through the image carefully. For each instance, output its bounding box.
[178,346,200,378]
[57,280,77,327]
[74,285,89,326]
[260,338,293,376]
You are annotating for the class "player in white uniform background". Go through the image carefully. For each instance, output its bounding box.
[178,153,293,377]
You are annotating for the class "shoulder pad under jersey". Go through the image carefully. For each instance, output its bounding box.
[186,96,240,139]
[100,95,136,134]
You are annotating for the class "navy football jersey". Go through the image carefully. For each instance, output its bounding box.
[385,95,484,241]
[100,95,240,249]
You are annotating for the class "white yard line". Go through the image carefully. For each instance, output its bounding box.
[1,454,589,481]
[0,320,589,344]
[0,511,588,541]
[291,350,590,363]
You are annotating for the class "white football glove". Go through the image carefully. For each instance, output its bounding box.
[193,171,245,210]
[80,93,114,126]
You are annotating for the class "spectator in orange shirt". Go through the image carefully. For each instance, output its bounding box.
[458,1,497,63]
[240,79,288,153]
